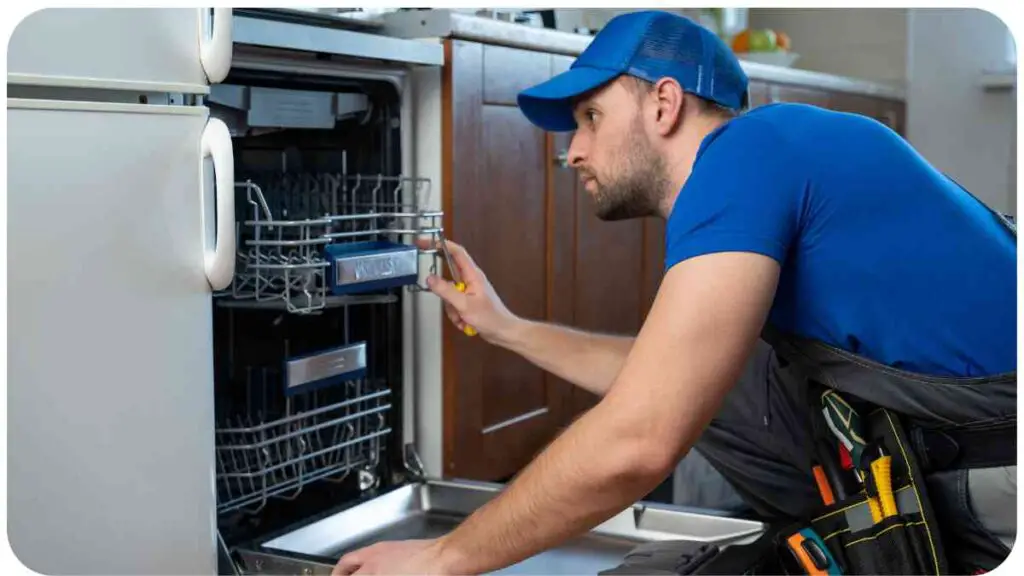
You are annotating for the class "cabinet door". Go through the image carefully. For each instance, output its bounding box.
[747,80,772,108]
[7,100,219,574]
[550,56,648,421]
[641,217,666,322]
[768,83,833,108]
[877,98,906,136]
[443,40,567,480]
[831,92,907,135]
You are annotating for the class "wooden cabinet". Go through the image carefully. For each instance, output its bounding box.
[440,38,906,481]
[442,40,568,480]
[829,92,906,134]
[549,55,664,421]
[747,79,906,135]
[768,83,833,108]
[442,41,667,479]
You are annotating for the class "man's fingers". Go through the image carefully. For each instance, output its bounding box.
[426,275,468,307]
[442,238,480,278]
[414,236,435,251]
[444,302,463,326]
[415,236,480,281]
[332,555,361,576]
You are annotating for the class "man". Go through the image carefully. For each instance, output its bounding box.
[334,10,1016,575]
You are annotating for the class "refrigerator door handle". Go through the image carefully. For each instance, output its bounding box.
[201,117,235,290]
[201,8,232,84]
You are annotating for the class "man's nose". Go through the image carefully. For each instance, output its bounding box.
[567,133,586,168]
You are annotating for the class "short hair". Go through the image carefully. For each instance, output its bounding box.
[625,75,742,118]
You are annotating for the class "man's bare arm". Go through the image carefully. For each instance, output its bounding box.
[424,251,780,574]
[491,319,633,396]
[422,237,634,397]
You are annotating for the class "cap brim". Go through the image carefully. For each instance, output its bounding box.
[517,66,621,132]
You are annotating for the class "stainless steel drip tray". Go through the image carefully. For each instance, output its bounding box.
[235,479,766,575]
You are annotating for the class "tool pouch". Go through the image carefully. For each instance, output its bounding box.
[774,394,950,575]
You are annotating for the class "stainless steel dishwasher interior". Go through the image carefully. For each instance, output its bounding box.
[244,479,766,575]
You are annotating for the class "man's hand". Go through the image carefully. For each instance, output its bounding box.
[419,236,635,396]
[417,236,521,344]
[331,538,458,575]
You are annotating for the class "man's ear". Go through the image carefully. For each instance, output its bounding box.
[652,78,685,136]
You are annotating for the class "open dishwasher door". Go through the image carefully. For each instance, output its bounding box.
[231,479,766,575]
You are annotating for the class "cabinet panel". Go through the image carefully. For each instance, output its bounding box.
[571,203,645,417]
[769,83,833,108]
[478,104,549,429]
[443,39,485,479]
[878,99,906,135]
[443,40,563,481]
[831,92,906,135]
[549,129,579,426]
[483,43,555,106]
[747,81,771,108]
[641,217,666,322]
[548,55,647,420]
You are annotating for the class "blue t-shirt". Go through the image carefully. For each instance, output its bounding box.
[665,103,1016,378]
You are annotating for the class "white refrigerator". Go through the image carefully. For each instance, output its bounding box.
[8,8,235,574]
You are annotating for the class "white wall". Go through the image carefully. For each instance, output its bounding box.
[748,8,908,84]
[746,8,1015,216]
[906,8,1017,215]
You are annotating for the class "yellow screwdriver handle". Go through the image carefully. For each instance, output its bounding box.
[866,495,883,524]
[871,456,898,518]
[454,282,478,337]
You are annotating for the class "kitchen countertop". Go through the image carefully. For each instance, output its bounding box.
[378,9,906,101]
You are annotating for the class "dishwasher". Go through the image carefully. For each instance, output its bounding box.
[207,13,767,576]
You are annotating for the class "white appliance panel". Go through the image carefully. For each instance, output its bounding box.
[7,8,231,92]
[8,99,220,575]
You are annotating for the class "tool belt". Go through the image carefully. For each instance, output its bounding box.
[597,388,1015,576]
[768,382,1015,576]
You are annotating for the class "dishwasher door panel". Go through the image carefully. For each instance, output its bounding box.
[233,479,766,575]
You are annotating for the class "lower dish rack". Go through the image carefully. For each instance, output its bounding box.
[217,171,443,315]
[216,372,392,516]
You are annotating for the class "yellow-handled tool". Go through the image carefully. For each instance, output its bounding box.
[437,234,477,337]
[862,445,897,524]
[871,452,898,519]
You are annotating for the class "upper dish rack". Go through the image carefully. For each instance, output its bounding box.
[217,171,442,315]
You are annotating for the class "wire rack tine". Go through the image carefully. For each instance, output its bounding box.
[226,172,440,313]
[215,385,393,515]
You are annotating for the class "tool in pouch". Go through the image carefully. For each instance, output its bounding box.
[436,232,477,337]
[771,384,950,575]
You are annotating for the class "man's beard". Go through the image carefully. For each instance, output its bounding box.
[584,127,670,221]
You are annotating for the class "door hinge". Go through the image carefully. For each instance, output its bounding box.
[403,443,426,481]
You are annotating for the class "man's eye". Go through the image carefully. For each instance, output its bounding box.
[586,110,597,124]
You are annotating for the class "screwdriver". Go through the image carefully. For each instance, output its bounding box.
[437,233,477,337]
[869,446,898,519]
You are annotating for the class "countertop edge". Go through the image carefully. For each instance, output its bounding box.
[379,10,906,101]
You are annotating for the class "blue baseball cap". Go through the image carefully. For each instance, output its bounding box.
[517,10,749,132]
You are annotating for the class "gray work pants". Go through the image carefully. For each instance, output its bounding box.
[676,339,1015,572]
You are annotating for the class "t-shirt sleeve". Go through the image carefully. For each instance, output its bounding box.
[664,117,808,271]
